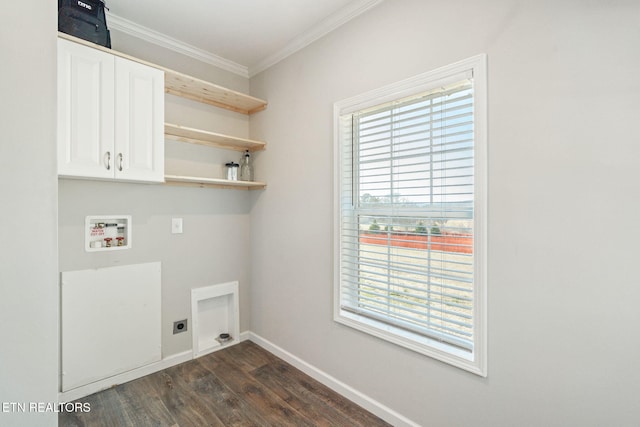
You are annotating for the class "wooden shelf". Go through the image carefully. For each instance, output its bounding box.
[164,175,266,190]
[58,32,267,115]
[164,72,267,115]
[165,123,266,152]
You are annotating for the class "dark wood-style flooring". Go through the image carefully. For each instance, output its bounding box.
[59,340,391,427]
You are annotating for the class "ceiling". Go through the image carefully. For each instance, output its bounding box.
[104,0,383,77]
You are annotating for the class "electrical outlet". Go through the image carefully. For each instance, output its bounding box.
[173,319,187,334]
[171,218,183,234]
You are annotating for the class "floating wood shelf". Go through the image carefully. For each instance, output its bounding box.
[164,73,267,115]
[164,175,266,190]
[164,123,266,152]
[58,32,267,115]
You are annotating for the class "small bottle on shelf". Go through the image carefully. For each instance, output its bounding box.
[239,150,253,182]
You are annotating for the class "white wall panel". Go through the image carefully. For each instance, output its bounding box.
[61,262,161,391]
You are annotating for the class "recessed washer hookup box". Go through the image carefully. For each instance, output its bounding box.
[85,215,132,252]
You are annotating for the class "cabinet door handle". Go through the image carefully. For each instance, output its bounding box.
[104,152,111,170]
[118,153,123,171]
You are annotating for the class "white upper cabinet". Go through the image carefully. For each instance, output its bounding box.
[57,38,164,183]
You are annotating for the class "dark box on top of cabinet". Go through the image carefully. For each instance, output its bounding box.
[58,0,111,48]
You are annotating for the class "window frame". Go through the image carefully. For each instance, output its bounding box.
[333,55,487,376]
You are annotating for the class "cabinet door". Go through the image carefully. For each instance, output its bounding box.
[57,38,115,179]
[114,57,165,182]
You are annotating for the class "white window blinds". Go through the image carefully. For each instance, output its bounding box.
[335,56,486,373]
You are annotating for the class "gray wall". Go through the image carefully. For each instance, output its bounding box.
[0,2,58,427]
[58,31,255,358]
[58,181,252,357]
[249,0,640,425]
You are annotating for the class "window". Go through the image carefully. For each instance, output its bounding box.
[334,55,487,375]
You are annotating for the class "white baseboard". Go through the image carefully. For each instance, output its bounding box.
[239,330,252,342]
[246,331,419,427]
[58,350,193,402]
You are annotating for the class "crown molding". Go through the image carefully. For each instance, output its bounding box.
[105,12,249,78]
[104,0,384,80]
[248,0,384,77]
